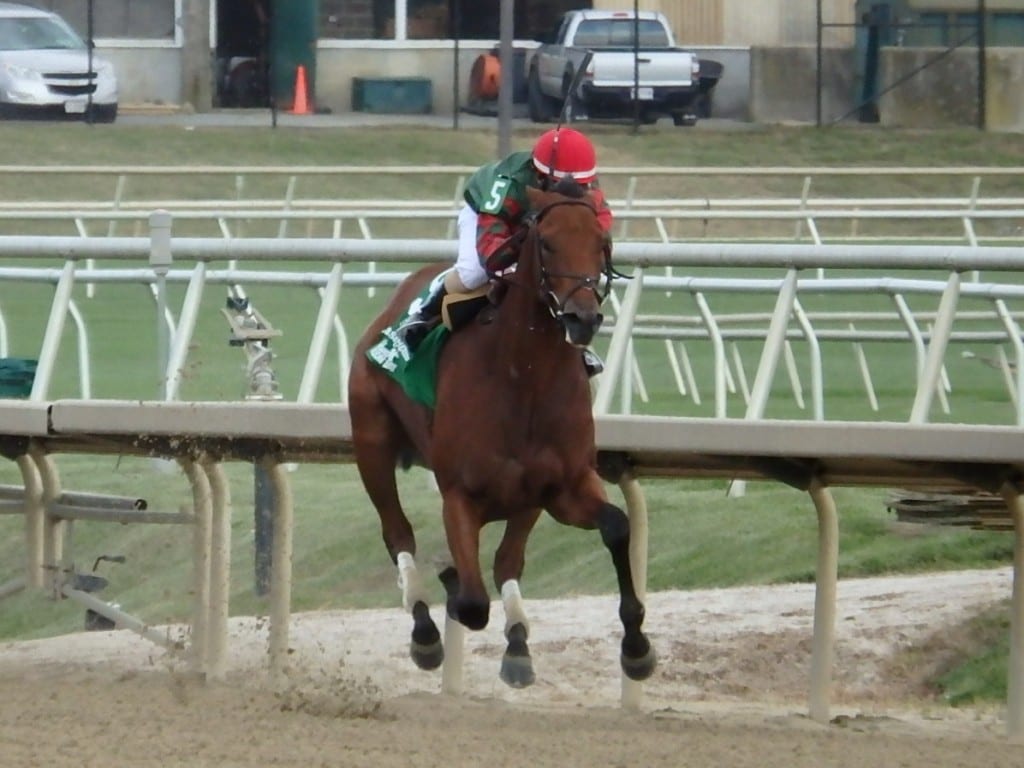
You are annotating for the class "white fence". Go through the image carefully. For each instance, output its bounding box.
[1,165,1022,245]
[3,400,1024,736]
[2,230,1024,736]
[2,229,1024,428]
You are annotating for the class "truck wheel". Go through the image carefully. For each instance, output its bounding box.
[527,68,554,123]
[672,112,698,127]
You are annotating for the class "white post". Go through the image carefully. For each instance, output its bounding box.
[30,261,75,401]
[808,478,838,723]
[203,459,232,680]
[16,453,43,589]
[149,210,172,398]
[181,458,212,675]
[1001,482,1024,742]
[265,458,294,683]
[909,272,961,424]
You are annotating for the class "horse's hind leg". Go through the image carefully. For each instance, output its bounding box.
[547,472,656,682]
[596,500,656,681]
[350,379,442,670]
[493,510,542,688]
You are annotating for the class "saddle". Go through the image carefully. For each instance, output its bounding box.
[441,283,494,332]
[367,281,499,409]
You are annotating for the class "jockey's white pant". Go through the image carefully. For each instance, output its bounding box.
[453,204,488,291]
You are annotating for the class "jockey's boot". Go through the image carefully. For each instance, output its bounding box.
[396,283,448,353]
[582,348,604,378]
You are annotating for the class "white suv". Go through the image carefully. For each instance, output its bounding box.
[0,2,117,121]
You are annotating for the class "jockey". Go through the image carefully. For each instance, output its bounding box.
[396,127,613,373]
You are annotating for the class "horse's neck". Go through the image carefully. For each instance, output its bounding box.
[493,271,573,382]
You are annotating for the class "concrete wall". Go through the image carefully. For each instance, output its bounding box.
[316,45,494,116]
[986,49,1024,132]
[691,47,750,120]
[315,45,752,120]
[102,42,1023,133]
[879,47,1024,132]
[749,47,858,125]
[100,47,182,107]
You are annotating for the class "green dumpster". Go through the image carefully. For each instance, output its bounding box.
[270,0,318,111]
[0,358,37,399]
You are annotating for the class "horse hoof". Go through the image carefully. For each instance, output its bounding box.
[411,639,444,671]
[455,598,489,631]
[410,600,443,670]
[500,654,536,688]
[620,645,657,682]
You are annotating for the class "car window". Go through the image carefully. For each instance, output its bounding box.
[0,16,86,52]
[574,19,670,49]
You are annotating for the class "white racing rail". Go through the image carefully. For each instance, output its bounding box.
[0,165,1023,245]
[3,228,1024,426]
[2,399,1024,738]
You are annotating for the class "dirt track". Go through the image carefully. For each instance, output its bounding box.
[1,568,1019,767]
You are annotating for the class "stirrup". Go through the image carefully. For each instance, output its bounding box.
[582,349,604,377]
[395,315,434,352]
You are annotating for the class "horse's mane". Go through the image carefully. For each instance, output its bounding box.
[545,178,589,199]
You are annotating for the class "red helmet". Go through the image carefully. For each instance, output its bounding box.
[531,128,598,184]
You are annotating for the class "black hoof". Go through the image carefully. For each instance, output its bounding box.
[411,638,444,671]
[410,601,444,671]
[500,654,536,688]
[456,598,489,631]
[621,642,657,682]
[500,623,535,688]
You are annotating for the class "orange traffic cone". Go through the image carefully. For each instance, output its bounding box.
[290,65,312,115]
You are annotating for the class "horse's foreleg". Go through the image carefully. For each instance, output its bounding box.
[396,551,443,670]
[493,510,541,688]
[440,490,489,630]
[596,501,656,681]
[498,580,536,688]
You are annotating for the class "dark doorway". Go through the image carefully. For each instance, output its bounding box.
[216,0,270,107]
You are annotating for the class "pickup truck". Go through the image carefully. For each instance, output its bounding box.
[527,10,720,127]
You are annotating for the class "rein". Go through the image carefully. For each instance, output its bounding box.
[522,198,623,320]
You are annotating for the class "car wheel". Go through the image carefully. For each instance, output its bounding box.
[90,104,118,123]
[672,112,697,127]
[527,67,554,123]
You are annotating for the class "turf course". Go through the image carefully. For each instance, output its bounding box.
[0,121,1021,703]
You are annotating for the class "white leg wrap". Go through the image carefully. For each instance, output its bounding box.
[396,551,429,613]
[501,579,529,639]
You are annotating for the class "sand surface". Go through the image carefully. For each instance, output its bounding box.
[1,567,1020,767]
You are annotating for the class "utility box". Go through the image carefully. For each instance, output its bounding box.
[0,358,37,398]
[270,0,318,109]
[351,77,433,114]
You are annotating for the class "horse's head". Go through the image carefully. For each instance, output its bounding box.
[523,183,614,348]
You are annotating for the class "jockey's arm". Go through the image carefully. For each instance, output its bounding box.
[476,186,613,276]
[590,185,614,232]
[476,212,519,274]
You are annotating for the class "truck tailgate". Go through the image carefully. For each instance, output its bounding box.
[589,49,695,88]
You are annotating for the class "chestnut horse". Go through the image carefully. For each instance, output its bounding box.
[348,182,656,688]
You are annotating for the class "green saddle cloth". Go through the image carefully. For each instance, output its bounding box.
[366,314,449,410]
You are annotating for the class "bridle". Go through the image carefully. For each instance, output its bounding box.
[524,198,627,320]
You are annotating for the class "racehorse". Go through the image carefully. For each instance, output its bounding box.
[348,180,656,688]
